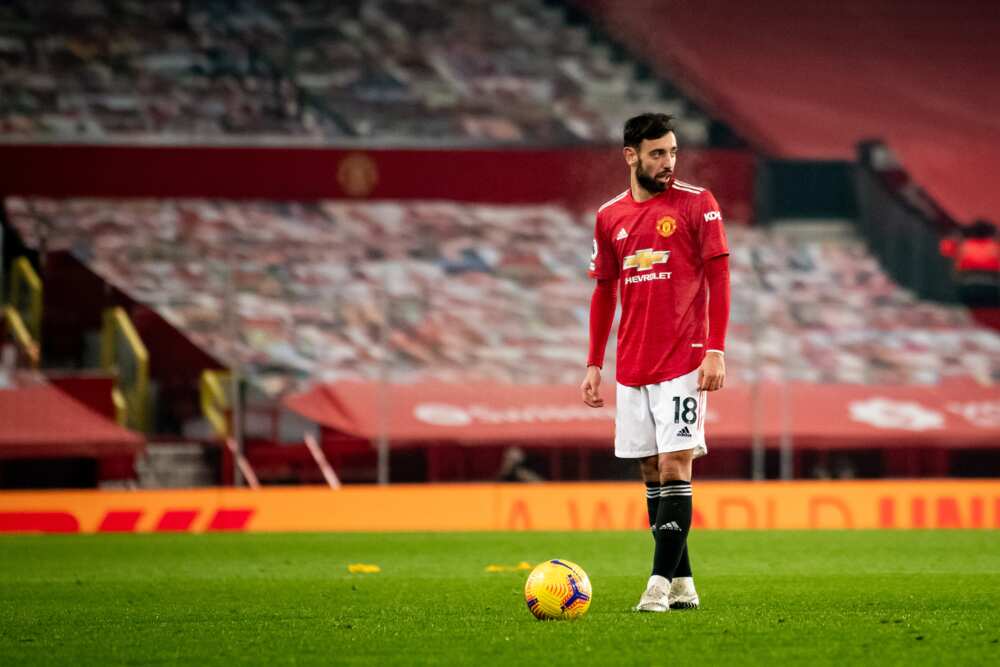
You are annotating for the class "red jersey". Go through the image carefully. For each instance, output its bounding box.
[589,178,729,386]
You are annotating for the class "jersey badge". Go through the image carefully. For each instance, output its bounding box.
[656,216,677,238]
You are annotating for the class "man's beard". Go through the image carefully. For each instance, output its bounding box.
[636,164,670,194]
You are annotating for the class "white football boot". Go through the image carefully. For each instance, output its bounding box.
[634,574,671,612]
[668,576,700,610]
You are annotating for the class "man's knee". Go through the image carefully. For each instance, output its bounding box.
[639,455,659,482]
[658,450,694,482]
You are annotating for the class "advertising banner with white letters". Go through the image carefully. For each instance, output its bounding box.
[285,381,999,449]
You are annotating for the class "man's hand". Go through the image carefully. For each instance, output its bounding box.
[697,351,725,391]
[581,365,604,407]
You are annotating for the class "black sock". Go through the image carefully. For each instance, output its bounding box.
[674,543,693,578]
[645,482,659,531]
[651,480,692,579]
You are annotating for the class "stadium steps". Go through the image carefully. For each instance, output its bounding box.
[768,218,859,242]
[134,442,216,489]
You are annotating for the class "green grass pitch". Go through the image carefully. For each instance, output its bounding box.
[1,531,998,665]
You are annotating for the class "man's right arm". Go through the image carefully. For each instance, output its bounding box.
[583,210,618,407]
[582,278,616,407]
[587,278,617,369]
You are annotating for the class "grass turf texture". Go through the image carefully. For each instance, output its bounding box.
[1,531,998,665]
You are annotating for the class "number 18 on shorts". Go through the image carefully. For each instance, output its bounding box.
[614,368,708,459]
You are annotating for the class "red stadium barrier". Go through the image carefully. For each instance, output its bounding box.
[0,144,755,219]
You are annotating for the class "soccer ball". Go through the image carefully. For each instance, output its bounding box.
[523,559,592,620]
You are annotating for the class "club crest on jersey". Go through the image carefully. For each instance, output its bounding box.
[623,248,670,271]
[656,216,677,238]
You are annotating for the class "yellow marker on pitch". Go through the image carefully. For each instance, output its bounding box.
[347,563,381,573]
[485,561,535,573]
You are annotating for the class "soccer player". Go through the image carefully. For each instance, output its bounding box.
[581,113,730,612]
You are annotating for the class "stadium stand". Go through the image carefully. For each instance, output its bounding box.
[856,141,999,309]
[1,1,996,486]
[0,0,709,145]
[571,0,1000,228]
[6,195,998,483]
[6,197,998,397]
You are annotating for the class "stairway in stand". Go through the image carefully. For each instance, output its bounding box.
[133,442,216,489]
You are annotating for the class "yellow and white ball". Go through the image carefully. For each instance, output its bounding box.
[523,559,592,620]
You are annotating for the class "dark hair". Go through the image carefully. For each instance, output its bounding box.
[624,113,675,149]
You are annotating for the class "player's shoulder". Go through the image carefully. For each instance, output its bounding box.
[596,189,630,217]
[670,178,713,200]
[672,179,720,217]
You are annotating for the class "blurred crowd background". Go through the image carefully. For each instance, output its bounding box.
[1,0,997,488]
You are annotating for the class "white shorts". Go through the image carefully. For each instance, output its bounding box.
[615,368,708,459]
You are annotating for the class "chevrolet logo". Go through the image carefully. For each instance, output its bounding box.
[623,248,670,271]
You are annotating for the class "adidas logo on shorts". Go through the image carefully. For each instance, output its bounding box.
[677,426,692,438]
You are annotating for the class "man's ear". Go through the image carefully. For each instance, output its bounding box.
[623,146,637,167]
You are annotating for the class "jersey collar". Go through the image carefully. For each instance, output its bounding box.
[629,176,675,206]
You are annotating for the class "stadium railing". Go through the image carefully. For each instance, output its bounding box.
[200,369,232,439]
[199,369,261,489]
[2,257,42,368]
[100,307,149,432]
[854,144,960,303]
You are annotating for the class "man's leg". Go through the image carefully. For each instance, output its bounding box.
[640,455,660,530]
[651,450,694,581]
[635,450,694,612]
[635,454,670,611]
[675,545,692,578]
[654,450,700,609]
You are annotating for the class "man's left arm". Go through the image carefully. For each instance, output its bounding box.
[698,255,729,391]
[696,190,730,392]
